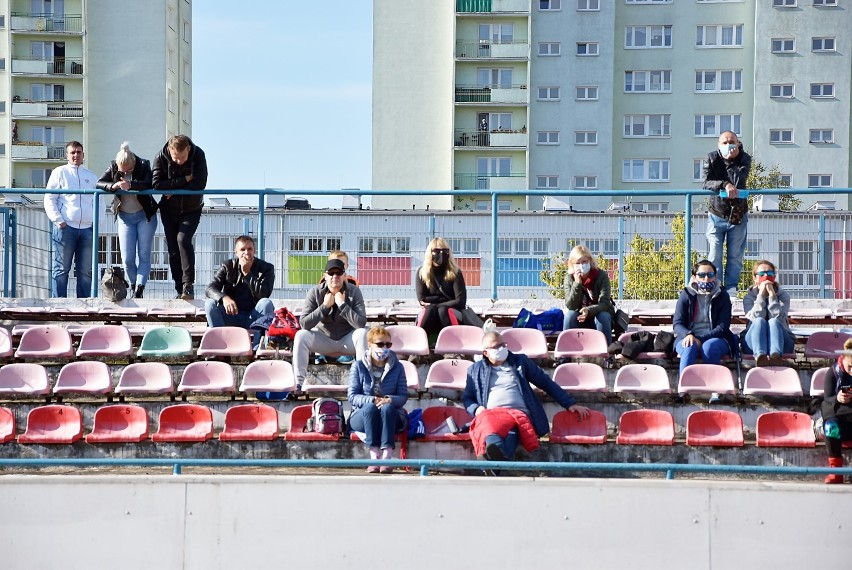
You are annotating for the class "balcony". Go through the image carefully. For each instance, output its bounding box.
[454,173,527,191]
[455,84,528,104]
[456,0,529,13]
[12,100,83,119]
[456,40,529,60]
[12,57,84,76]
[11,13,83,33]
[11,141,66,160]
[455,128,528,148]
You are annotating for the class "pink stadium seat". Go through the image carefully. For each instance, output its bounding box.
[0,407,15,443]
[14,325,74,359]
[18,405,82,444]
[151,404,213,442]
[613,363,672,394]
[742,366,804,397]
[756,411,816,448]
[0,363,51,396]
[239,360,296,394]
[677,364,736,395]
[809,367,829,397]
[551,362,607,393]
[284,404,341,441]
[385,325,430,357]
[177,361,236,394]
[804,331,852,359]
[686,410,744,447]
[219,404,279,441]
[0,328,12,358]
[421,406,473,442]
[75,325,133,358]
[86,405,149,443]
[616,409,675,445]
[115,362,175,395]
[434,325,484,356]
[399,360,422,392]
[550,409,607,444]
[424,359,473,392]
[197,326,254,358]
[501,328,549,359]
[616,331,668,361]
[553,329,608,358]
[53,361,113,396]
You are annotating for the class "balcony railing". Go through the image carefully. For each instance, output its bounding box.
[11,100,83,119]
[456,40,529,59]
[11,57,84,76]
[11,142,66,160]
[456,0,530,13]
[454,172,527,190]
[454,128,528,148]
[455,84,528,104]
[10,13,83,33]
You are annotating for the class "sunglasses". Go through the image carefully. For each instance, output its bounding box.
[696,271,716,279]
[431,248,450,255]
[326,270,344,276]
[373,342,393,348]
[755,270,776,277]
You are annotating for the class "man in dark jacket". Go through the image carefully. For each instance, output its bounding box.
[153,134,208,300]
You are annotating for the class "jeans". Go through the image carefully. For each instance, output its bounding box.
[116,210,158,287]
[706,212,748,292]
[676,337,729,376]
[742,317,795,357]
[160,205,202,292]
[485,430,519,460]
[349,402,403,449]
[564,309,613,345]
[51,224,93,298]
[293,328,367,386]
[204,297,274,347]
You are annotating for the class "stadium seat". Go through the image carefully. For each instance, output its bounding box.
[804,331,852,359]
[677,364,736,395]
[0,328,12,359]
[424,359,473,392]
[501,328,549,359]
[399,359,422,392]
[115,362,175,395]
[809,367,829,397]
[76,325,133,358]
[177,361,236,394]
[420,406,473,442]
[551,362,607,393]
[385,325,430,357]
[0,407,15,443]
[219,404,279,441]
[197,326,254,358]
[553,329,608,358]
[613,363,672,394]
[239,360,296,395]
[284,404,341,441]
[14,325,74,360]
[434,325,484,356]
[0,363,51,396]
[137,326,193,358]
[686,410,744,447]
[742,366,804,397]
[550,409,607,444]
[755,411,816,448]
[616,409,675,445]
[616,331,669,361]
[151,404,214,442]
[53,361,113,396]
[18,405,82,444]
[86,405,149,443]
[254,345,293,359]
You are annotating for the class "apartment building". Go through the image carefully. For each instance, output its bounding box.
[372,0,851,212]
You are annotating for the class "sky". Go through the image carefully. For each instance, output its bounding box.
[192,2,373,208]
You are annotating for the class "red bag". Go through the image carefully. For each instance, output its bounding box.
[267,307,301,342]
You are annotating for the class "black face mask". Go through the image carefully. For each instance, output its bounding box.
[432,251,448,267]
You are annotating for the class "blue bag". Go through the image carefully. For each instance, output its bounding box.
[513,307,565,334]
[407,409,426,439]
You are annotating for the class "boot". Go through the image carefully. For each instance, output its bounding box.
[825,457,844,484]
[134,285,144,299]
[179,284,194,301]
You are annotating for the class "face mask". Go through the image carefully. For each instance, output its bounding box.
[719,143,737,159]
[485,345,509,363]
[578,262,591,275]
[696,281,715,293]
[758,275,776,284]
[373,348,390,361]
[432,251,448,266]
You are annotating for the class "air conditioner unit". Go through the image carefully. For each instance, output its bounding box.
[608,202,630,211]
[266,194,285,208]
[752,194,780,212]
[208,197,231,208]
[341,194,361,210]
[807,200,836,211]
[543,196,571,211]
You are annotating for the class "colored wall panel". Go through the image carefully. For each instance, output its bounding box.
[495,257,545,287]
[358,256,412,286]
[288,255,325,285]
[456,257,481,286]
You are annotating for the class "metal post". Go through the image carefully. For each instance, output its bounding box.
[684,194,693,287]
[173,464,182,475]
[819,214,826,299]
[90,191,100,297]
[491,192,498,301]
[428,213,436,239]
[11,209,16,297]
[617,216,625,300]
[257,191,266,259]
[420,465,429,476]
[2,208,8,296]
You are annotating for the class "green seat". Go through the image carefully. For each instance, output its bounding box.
[137,326,193,357]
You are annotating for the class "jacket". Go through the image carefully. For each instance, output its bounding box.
[742,283,792,335]
[822,358,852,421]
[44,164,97,228]
[463,351,577,437]
[565,267,613,316]
[152,139,208,213]
[96,158,157,221]
[469,408,539,456]
[300,279,367,341]
[702,144,752,220]
[415,268,466,310]
[205,257,275,313]
[672,283,737,357]
[347,351,408,411]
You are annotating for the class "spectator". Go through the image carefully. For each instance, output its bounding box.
[204,235,274,348]
[741,259,794,366]
[416,237,467,336]
[96,142,156,299]
[703,130,752,297]
[44,141,97,298]
[563,244,614,345]
[153,134,208,300]
[293,258,367,392]
[348,326,408,474]
[322,250,358,286]
[822,338,852,484]
[463,331,591,461]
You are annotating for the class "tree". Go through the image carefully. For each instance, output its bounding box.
[746,158,801,211]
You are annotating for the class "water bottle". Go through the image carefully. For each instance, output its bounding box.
[719,189,728,198]
[824,418,840,439]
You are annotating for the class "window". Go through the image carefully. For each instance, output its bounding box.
[808,174,832,188]
[0,102,4,113]
[538,42,561,56]
[478,68,513,88]
[168,49,175,72]
[532,239,550,256]
[625,26,672,49]
[396,238,411,254]
[168,6,176,30]
[812,37,836,52]
[577,0,599,10]
[537,131,560,145]
[540,0,561,9]
[475,201,513,211]
[771,38,795,53]
[780,174,792,187]
[809,129,834,143]
[779,240,824,288]
[576,42,599,56]
[622,159,670,182]
[0,59,5,71]
[31,168,52,187]
[770,83,794,98]
[537,86,560,100]
[814,0,838,5]
[497,239,512,255]
[624,70,671,93]
[488,113,512,130]
[810,83,834,98]
[183,60,191,83]
[515,239,531,255]
[97,235,122,267]
[358,238,374,253]
[696,25,744,47]
[772,0,797,6]
[536,175,559,189]
[693,159,703,182]
[181,100,190,123]
[624,114,671,137]
[626,0,672,3]
[576,86,598,100]
[695,70,742,92]
[770,129,794,144]
[212,236,233,267]
[574,131,597,145]
[574,176,597,189]
[183,20,191,43]
[694,114,741,137]
[479,23,514,44]
[0,144,5,155]
[0,16,4,28]
[167,89,176,113]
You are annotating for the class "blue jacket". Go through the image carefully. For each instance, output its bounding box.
[673,284,737,357]
[348,351,408,411]
[462,352,576,437]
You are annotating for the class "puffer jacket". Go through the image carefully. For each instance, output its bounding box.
[152,139,208,213]
[348,351,408,410]
[469,407,539,456]
[702,143,751,220]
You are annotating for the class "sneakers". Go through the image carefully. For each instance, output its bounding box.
[755,353,770,367]
[485,441,508,461]
[708,392,722,404]
[727,287,738,299]
[179,284,194,301]
[336,355,354,364]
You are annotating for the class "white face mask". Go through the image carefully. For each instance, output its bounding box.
[579,262,591,275]
[372,348,390,361]
[719,143,737,159]
[485,345,509,364]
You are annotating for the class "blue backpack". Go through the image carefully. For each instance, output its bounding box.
[513,308,565,335]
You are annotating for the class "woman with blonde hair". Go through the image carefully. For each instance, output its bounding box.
[415,237,467,335]
[96,142,156,298]
[563,245,614,344]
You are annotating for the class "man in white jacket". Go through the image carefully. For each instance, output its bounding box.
[44,141,97,297]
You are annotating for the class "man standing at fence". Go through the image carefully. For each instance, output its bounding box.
[703,131,752,298]
[44,140,98,298]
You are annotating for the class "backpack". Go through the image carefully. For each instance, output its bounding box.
[254,307,301,350]
[407,408,426,439]
[101,266,129,302]
[304,398,345,435]
[513,307,565,335]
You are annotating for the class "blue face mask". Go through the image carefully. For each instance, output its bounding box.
[696,281,715,293]
[373,348,390,361]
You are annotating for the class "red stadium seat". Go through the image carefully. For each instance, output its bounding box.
[15,325,74,360]
[616,409,675,445]
[86,405,149,443]
[420,406,473,442]
[284,404,340,441]
[743,366,803,397]
[219,404,279,441]
[0,363,51,396]
[809,367,829,397]
[550,409,607,444]
[804,331,852,359]
[0,407,15,443]
[197,327,253,358]
[115,362,175,395]
[553,329,608,358]
[53,361,113,396]
[551,362,607,392]
[434,325,484,356]
[151,404,213,442]
[756,411,816,448]
[501,328,549,359]
[76,325,133,358]
[385,325,430,357]
[424,359,473,392]
[677,364,736,395]
[613,363,672,394]
[18,405,82,444]
[686,410,744,447]
[239,360,296,395]
[177,361,236,394]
